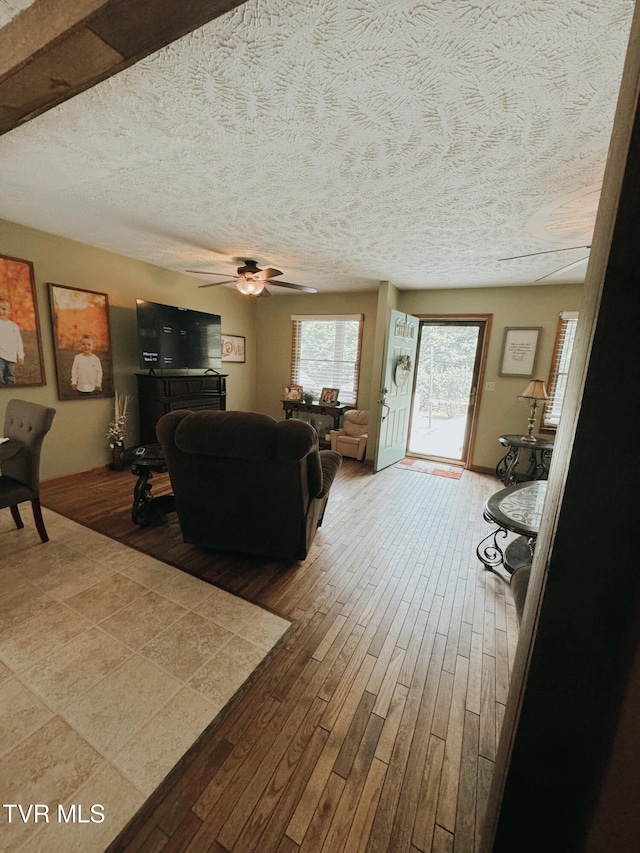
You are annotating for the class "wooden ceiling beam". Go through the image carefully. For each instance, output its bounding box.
[0,0,247,137]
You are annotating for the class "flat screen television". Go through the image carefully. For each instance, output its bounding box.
[136,299,222,371]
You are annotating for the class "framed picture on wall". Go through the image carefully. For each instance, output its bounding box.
[221,334,246,363]
[0,253,46,388]
[499,327,542,378]
[48,283,114,400]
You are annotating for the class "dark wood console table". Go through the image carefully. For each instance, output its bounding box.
[136,373,227,444]
[281,401,349,447]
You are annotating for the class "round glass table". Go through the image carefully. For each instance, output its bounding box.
[476,480,547,576]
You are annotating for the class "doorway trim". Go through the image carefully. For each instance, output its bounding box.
[409,314,492,468]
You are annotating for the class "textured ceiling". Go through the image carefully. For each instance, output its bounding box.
[0,0,35,28]
[0,0,635,293]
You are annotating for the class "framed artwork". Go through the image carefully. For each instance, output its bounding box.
[48,283,114,401]
[320,387,340,405]
[0,253,46,388]
[499,327,542,378]
[221,334,246,363]
[283,384,303,401]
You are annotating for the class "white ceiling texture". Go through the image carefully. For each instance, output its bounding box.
[0,0,635,293]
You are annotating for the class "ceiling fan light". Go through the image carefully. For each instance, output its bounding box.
[236,277,265,296]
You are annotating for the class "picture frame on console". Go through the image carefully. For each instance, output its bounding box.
[48,283,114,401]
[283,384,303,401]
[320,387,340,405]
[0,252,46,388]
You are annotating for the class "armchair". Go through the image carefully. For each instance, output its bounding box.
[330,409,369,461]
[0,399,56,542]
[156,410,342,560]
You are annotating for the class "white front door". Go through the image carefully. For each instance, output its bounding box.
[374,309,419,472]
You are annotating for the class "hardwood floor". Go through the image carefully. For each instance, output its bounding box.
[40,460,518,852]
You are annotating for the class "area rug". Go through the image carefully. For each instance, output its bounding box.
[396,457,464,479]
[0,509,291,853]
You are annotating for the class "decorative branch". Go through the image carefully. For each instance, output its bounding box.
[107,390,132,448]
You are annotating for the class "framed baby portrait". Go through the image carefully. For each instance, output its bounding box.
[0,252,46,388]
[48,283,114,401]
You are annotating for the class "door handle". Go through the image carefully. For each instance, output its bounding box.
[378,386,390,421]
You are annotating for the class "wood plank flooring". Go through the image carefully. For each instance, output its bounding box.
[40,460,518,852]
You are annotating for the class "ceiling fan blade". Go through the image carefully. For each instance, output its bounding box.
[267,279,317,293]
[255,267,283,280]
[186,270,233,276]
[535,256,590,283]
[498,245,591,261]
[197,279,237,288]
[259,287,271,297]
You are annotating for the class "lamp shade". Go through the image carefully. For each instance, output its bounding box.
[519,379,549,401]
[236,277,265,297]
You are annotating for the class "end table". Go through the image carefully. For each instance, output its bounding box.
[496,434,554,486]
[123,444,175,526]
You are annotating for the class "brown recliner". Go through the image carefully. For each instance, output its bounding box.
[156,410,342,560]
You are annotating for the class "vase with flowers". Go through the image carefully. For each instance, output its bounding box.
[107,390,131,470]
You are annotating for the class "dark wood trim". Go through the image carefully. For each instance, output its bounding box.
[410,313,493,470]
[0,0,247,136]
[468,464,495,476]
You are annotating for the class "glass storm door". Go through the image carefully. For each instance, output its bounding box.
[407,320,486,465]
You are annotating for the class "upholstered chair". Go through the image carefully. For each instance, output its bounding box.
[157,410,342,560]
[0,399,56,542]
[330,409,369,461]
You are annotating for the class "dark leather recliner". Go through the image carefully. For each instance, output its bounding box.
[156,409,342,560]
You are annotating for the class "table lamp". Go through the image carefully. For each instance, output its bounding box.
[519,379,549,443]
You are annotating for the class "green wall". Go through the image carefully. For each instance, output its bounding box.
[399,283,583,471]
[1,216,582,480]
[0,218,257,479]
[255,289,379,429]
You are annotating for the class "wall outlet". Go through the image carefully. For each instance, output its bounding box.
[485,381,496,391]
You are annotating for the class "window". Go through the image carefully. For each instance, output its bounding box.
[542,311,579,429]
[291,314,363,406]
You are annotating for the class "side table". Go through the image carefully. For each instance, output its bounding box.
[476,480,547,579]
[496,434,554,486]
[123,444,175,526]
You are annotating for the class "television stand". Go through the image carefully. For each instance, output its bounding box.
[136,373,227,445]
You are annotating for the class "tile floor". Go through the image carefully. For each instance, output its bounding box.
[0,508,291,852]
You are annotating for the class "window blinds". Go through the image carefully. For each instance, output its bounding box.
[543,311,579,427]
[290,315,363,406]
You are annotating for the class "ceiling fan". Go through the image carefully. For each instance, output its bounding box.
[498,245,592,282]
[186,259,317,297]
